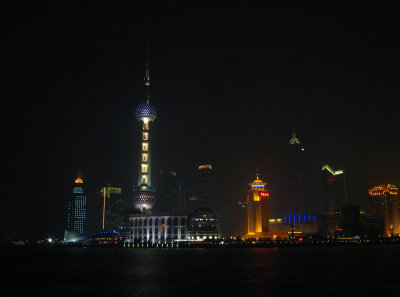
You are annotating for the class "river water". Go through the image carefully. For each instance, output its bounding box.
[2,246,399,296]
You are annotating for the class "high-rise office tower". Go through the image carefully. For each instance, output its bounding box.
[185,164,214,213]
[132,48,157,214]
[286,130,306,212]
[66,176,87,234]
[246,174,270,234]
[368,184,400,237]
[321,164,346,213]
[101,186,123,230]
[156,170,184,213]
[197,164,214,209]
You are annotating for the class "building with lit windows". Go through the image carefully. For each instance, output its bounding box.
[264,214,319,239]
[66,177,87,235]
[368,184,400,237]
[187,208,220,240]
[243,174,273,239]
[101,185,123,230]
[132,51,157,214]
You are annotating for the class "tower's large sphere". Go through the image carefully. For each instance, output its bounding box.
[135,103,157,121]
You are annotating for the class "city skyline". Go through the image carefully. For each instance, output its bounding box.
[4,6,400,240]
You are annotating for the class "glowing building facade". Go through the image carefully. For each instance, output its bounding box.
[132,53,157,214]
[368,184,400,237]
[66,177,87,235]
[246,174,270,235]
[129,214,188,243]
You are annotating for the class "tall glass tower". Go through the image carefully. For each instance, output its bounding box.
[66,177,87,234]
[132,51,157,214]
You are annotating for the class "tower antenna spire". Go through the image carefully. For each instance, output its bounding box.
[144,40,151,104]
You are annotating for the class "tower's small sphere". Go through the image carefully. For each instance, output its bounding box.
[133,189,156,213]
[135,103,157,122]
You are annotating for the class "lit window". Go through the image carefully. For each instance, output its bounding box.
[142,175,148,184]
[142,153,148,162]
[143,122,149,130]
[143,132,148,141]
[142,164,148,173]
[142,143,148,151]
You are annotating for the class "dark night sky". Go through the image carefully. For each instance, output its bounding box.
[3,4,400,239]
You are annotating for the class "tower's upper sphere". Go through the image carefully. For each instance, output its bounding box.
[135,103,157,121]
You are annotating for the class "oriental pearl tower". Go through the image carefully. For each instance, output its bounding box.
[132,49,157,214]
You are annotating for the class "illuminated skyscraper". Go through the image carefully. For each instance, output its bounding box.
[322,164,346,214]
[246,174,270,235]
[368,184,400,237]
[132,49,157,214]
[66,177,87,234]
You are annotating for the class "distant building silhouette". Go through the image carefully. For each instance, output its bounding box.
[66,176,87,235]
[186,164,215,213]
[197,165,214,209]
[325,205,385,238]
[285,130,306,213]
[155,170,184,213]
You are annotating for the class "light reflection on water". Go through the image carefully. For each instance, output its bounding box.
[2,246,400,297]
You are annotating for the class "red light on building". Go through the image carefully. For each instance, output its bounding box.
[260,192,269,197]
[327,175,335,182]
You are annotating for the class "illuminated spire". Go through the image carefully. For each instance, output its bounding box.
[289,129,301,145]
[144,40,150,104]
[250,173,266,189]
[75,177,83,184]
